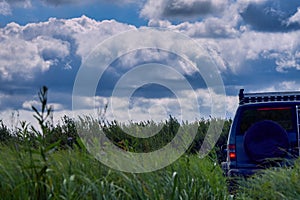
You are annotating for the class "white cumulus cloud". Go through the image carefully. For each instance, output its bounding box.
[0,16,135,80]
[288,7,300,25]
[0,1,11,15]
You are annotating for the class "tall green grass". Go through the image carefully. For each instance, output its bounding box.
[237,160,300,200]
[2,141,300,199]
[0,145,229,199]
[2,86,300,199]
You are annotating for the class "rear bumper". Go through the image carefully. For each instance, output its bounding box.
[222,162,260,177]
[228,168,259,177]
[222,163,261,193]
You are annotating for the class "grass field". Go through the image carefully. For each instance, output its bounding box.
[1,87,300,199]
[0,146,229,199]
[0,143,300,199]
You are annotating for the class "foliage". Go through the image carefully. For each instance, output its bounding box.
[48,115,80,149]
[0,120,12,143]
[1,86,300,199]
[101,116,180,153]
[236,160,300,200]
[99,116,230,162]
[0,86,231,199]
[0,145,230,199]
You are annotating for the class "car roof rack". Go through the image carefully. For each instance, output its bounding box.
[239,89,300,105]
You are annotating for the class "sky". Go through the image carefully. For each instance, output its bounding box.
[1,0,300,127]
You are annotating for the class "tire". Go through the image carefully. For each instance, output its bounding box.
[243,120,289,163]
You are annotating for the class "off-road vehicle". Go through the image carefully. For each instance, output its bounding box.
[222,89,300,177]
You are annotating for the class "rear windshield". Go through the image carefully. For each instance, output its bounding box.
[239,107,293,135]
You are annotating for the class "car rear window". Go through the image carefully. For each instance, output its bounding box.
[239,107,293,135]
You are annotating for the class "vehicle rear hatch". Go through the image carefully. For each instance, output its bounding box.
[235,103,298,168]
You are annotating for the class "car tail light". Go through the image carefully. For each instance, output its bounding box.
[228,144,236,161]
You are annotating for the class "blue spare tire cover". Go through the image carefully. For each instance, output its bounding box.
[243,120,289,163]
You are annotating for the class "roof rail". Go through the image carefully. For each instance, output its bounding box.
[239,89,300,105]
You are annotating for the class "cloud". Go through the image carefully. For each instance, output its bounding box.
[112,48,199,76]
[175,29,300,74]
[0,16,134,81]
[0,88,236,129]
[39,0,139,6]
[279,81,300,91]
[0,90,34,111]
[145,16,300,83]
[71,88,233,123]
[5,0,31,7]
[248,81,300,93]
[0,93,12,108]
[0,108,74,131]
[22,100,64,111]
[288,7,300,25]
[2,6,300,126]
[161,18,239,38]
[22,100,40,110]
[40,0,82,6]
[182,88,237,118]
[0,1,11,15]
[147,1,242,38]
[0,24,70,80]
[0,16,135,115]
[143,0,300,37]
[0,0,31,15]
[240,0,300,32]
[246,31,300,73]
[141,0,229,20]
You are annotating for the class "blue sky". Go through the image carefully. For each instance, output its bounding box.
[0,1,147,27]
[1,0,300,125]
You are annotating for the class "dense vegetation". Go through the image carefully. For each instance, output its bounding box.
[0,86,231,162]
[1,86,300,199]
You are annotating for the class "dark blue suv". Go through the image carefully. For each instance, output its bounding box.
[222,89,300,177]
